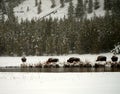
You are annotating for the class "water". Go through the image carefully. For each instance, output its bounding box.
[0,67,120,72]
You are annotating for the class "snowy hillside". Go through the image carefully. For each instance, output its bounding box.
[14,0,105,22]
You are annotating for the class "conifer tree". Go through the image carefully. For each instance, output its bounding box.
[84,0,88,11]
[75,0,84,19]
[35,0,38,6]
[7,2,16,23]
[51,0,56,8]
[65,0,71,2]
[68,0,74,19]
[104,0,112,10]
[27,6,29,12]
[112,0,120,18]
[60,0,65,8]
[94,0,100,10]
[37,0,42,14]
[85,0,88,4]
[88,0,93,13]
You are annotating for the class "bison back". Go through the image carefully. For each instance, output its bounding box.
[96,56,107,61]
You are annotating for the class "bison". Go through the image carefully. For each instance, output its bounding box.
[64,57,80,68]
[44,58,59,68]
[21,57,27,62]
[95,56,107,68]
[96,56,107,61]
[67,57,80,63]
[111,56,118,62]
[47,58,59,63]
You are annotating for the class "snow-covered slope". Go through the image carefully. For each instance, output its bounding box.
[14,0,105,22]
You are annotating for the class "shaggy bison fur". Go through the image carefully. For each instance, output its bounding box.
[47,58,59,63]
[111,56,118,62]
[67,57,80,63]
[21,57,27,62]
[96,56,107,61]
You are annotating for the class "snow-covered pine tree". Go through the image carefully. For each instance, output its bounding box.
[65,0,71,2]
[0,0,7,23]
[51,0,56,8]
[83,0,88,15]
[104,0,112,10]
[7,2,16,23]
[35,0,38,6]
[27,6,29,12]
[0,10,4,23]
[75,0,85,19]
[1,12,4,23]
[68,0,74,19]
[85,0,88,4]
[37,0,42,14]
[60,0,65,8]
[94,0,100,10]
[112,0,120,18]
[88,0,93,13]
[111,43,120,55]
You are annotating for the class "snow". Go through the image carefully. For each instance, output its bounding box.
[111,43,120,54]
[14,0,62,22]
[87,0,105,19]
[0,53,119,67]
[0,72,120,94]
[14,0,105,22]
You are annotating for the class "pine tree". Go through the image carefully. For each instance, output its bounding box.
[60,0,65,8]
[37,0,42,14]
[88,0,93,13]
[27,6,29,12]
[65,0,71,2]
[68,0,74,19]
[75,0,85,19]
[104,0,112,10]
[83,0,88,18]
[35,0,38,6]
[0,10,4,23]
[85,0,88,4]
[94,0,100,10]
[84,0,88,11]
[112,0,120,18]
[1,12,4,23]
[51,0,56,8]
[7,2,16,23]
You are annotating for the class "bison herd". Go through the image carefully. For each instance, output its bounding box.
[21,55,120,68]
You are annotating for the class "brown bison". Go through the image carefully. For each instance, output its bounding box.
[64,57,80,68]
[111,56,118,62]
[96,56,107,61]
[44,58,59,68]
[95,56,107,68]
[67,57,80,63]
[47,58,59,63]
[21,57,27,62]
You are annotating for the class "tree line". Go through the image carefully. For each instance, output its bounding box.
[0,0,120,56]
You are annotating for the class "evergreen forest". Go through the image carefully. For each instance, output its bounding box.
[0,0,120,56]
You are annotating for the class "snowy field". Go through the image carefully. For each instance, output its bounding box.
[0,72,120,94]
[0,53,119,67]
[0,54,120,93]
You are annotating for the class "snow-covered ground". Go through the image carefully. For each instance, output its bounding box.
[14,0,105,22]
[0,72,120,94]
[0,53,119,67]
